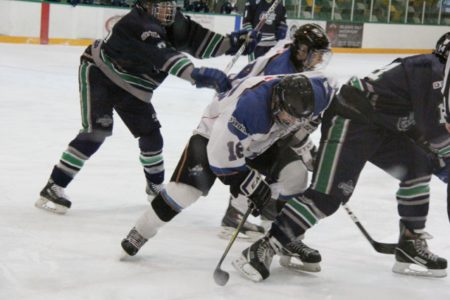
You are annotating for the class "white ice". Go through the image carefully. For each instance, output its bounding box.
[0,43,449,300]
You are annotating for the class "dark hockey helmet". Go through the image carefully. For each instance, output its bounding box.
[272,74,315,123]
[136,0,177,26]
[291,24,331,70]
[293,23,330,51]
[433,32,450,63]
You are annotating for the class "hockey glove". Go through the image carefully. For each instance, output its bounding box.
[290,137,317,172]
[191,67,231,93]
[275,24,288,41]
[226,29,261,55]
[433,157,449,183]
[238,169,272,216]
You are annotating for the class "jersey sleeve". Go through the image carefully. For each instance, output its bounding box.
[443,58,450,122]
[167,12,232,59]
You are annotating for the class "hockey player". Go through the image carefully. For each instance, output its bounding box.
[120,73,338,273]
[243,0,288,61]
[35,0,260,214]
[233,35,450,282]
[219,23,332,239]
[440,32,450,132]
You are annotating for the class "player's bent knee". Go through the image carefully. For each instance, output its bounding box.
[277,160,308,197]
[151,182,202,222]
[303,189,343,217]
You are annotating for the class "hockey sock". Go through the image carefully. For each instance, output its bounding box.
[139,132,164,185]
[396,176,431,230]
[50,135,104,187]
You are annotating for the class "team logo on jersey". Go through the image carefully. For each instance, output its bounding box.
[433,80,443,89]
[188,164,204,176]
[338,180,354,196]
[95,115,113,128]
[396,112,415,131]
[260,11,276,25]
[229,116,248,135]
[141,30,161,41]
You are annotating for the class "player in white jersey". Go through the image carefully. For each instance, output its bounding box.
[120,73,338,272]
[219,24,332,241]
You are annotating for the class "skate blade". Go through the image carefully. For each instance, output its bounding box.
[119,250,137,261]
[218,227,264,243]
[231,255,264,282]
[279,255,321,273]
[35,197,68,215]
[392,262,447,278]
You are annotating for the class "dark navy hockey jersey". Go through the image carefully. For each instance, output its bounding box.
[82,7,230,103]
[243,0,287,47]
[348,54,449,155]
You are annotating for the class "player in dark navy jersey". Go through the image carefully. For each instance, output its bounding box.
[36,0,260,215]
[243,0,287,61]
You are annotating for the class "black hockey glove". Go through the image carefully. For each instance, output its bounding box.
[226,29,261,55]
[290,137,317,172]
[191,67,231,93]
[237,169,272,216]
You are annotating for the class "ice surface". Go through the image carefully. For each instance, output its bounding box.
[0,43,449,300]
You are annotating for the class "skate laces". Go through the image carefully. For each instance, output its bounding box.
[255,238,275,265]
[146,182,163,196]
[413,233,439,261]
[285,240,317,256]
[50,183,69,199]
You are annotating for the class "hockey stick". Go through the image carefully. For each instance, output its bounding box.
[342,204,397,254]
[447,163,450,223]
[223,0,282,74]
[213,205,253,286]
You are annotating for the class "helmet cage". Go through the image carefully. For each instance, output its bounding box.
[291,24,332,70]
[433,32,450,63]
[151,1,177,26]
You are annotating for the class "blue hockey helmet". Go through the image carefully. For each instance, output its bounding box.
[272,74,315,123]
[433,32,450,63]
[136,0,177,26]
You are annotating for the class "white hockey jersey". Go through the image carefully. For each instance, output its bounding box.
[197,71,338,176]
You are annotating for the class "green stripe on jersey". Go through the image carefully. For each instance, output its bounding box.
[79,62,90,131]
[169,58,192,77]
[202,34,222,59]
[101,50,156,90]
[313,116,348,194]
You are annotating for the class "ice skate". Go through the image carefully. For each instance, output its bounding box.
[121,227,148,257]
[35,180,72,214]
[146,182,163,203]
[279,238,321,272]
[392,222,447,278]
[232,236,280,282]
[219,203,265,242]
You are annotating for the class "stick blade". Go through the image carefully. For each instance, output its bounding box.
[373,242,397,254]
[213,268,230,286]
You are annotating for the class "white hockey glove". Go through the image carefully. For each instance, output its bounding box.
[239,169,272,216]
[291,137,317,171]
